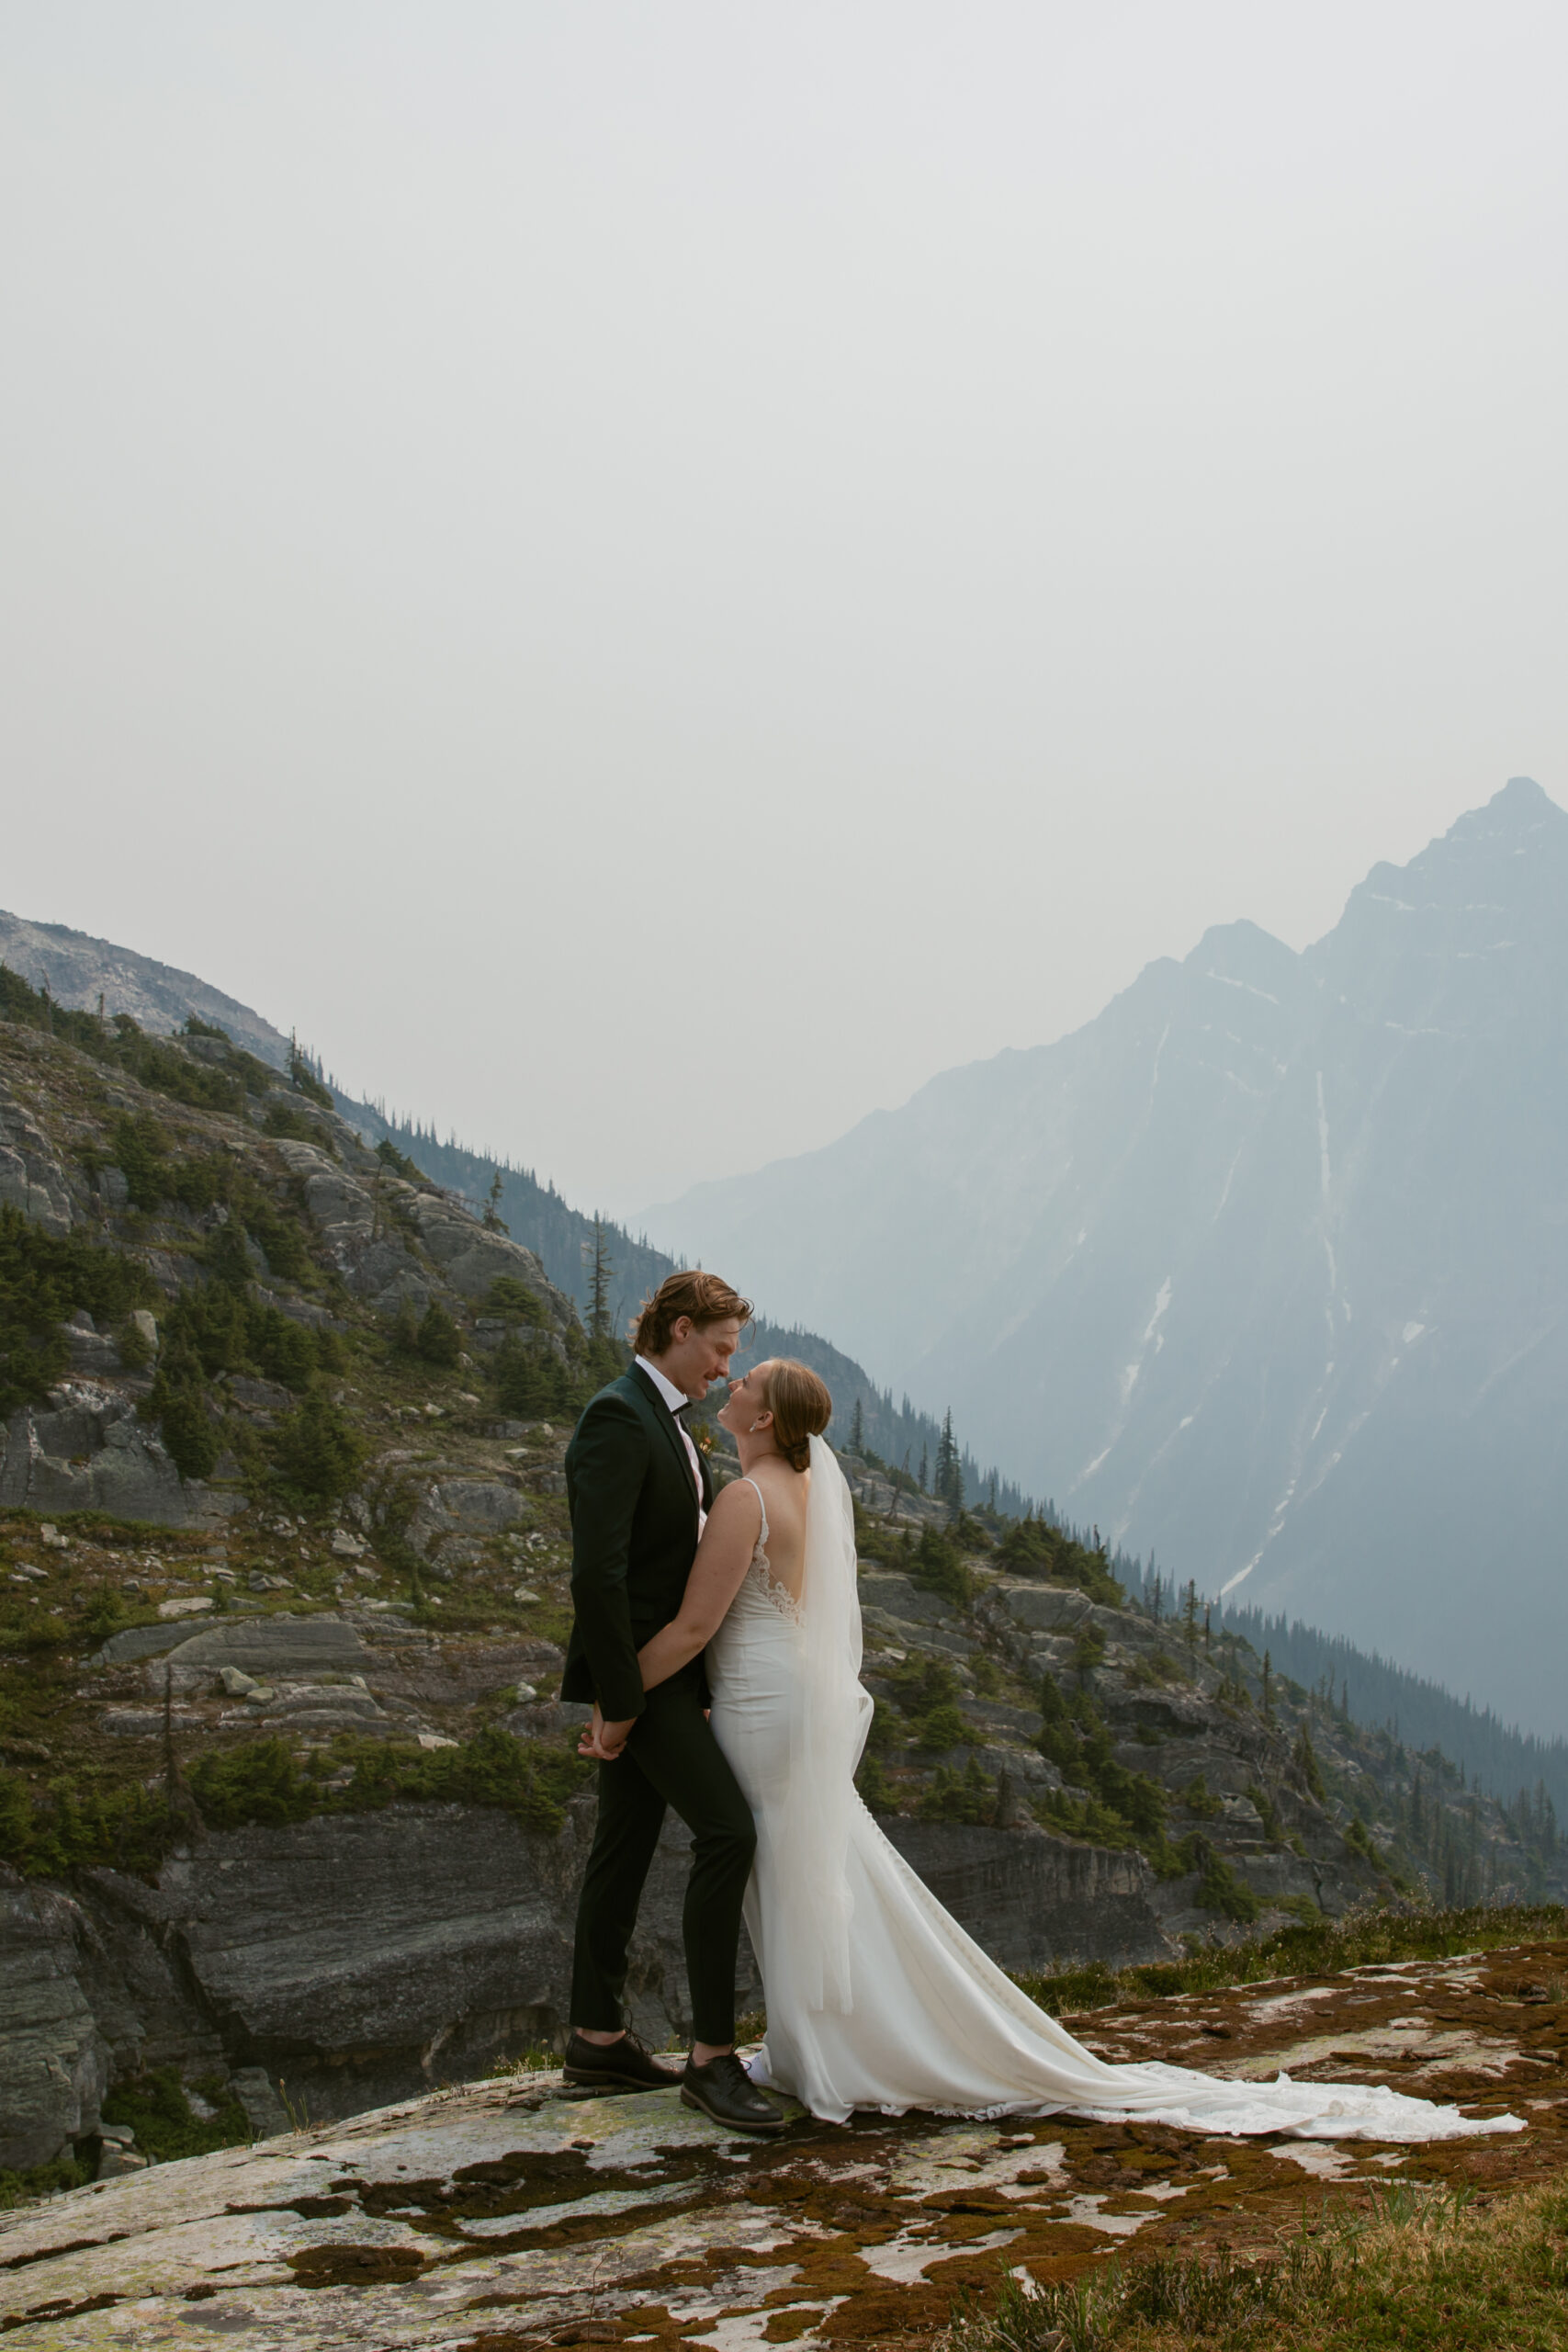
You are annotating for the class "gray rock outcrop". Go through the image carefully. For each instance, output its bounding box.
[884,1820,1166,1972]
[268,1140,576,1329]
[0,1874,108,2170]
[0,1078,72,1234]
[0,1390,188,1525]
[406,1476,532,1567]
[151,1613,378,1692]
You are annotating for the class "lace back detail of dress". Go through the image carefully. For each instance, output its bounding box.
[742,1476,804,1626]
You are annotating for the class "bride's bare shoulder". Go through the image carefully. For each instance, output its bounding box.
[707,1475,764,1523]
[750,1459,808,1513]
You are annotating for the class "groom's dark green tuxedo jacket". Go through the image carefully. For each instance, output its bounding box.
[562,1364,714,1724]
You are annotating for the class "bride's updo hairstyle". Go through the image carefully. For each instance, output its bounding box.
[761,1359,833,1473]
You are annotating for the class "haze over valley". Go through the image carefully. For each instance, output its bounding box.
[647,779,1568,1736]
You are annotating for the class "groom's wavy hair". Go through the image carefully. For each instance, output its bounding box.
[630,1270,753,1358]
[760,1359,833,1474]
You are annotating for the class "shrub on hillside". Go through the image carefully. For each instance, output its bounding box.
[1037,1671,1170,1852]
[153,1385,222,1481]
[492,1332,573,1419]
[908,1526,972,1613]
[486,1275,543,1321]
[187,1727,591,1841]
[376,1136,426,1182]
[263,1099,320,1142]
[271,1394,366,1504]
[415,1304,462,1367]
[854,1752,900,1814]
[95,1113,229,1213]
[996,1514,1123,1607]
[0,1768,177,1879]
[187,1739,316,1829]
[0,1204,157,1416]
[101,2069,249,2163]
[917,1756,997,1825]
[1190,1836,1262,1920]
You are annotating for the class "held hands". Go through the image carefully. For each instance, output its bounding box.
[578,1704,635,1763]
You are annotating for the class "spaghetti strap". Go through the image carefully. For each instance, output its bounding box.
[741,1476,769,1545]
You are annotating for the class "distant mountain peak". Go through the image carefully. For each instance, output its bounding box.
[1495,773,1553,809]
[1449,772,1564,844]
[1185,918,1299,986]
[648,775,1568,1735]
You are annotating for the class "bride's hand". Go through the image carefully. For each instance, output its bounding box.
[578,1704,634,1762]
[577,1704,607,1759]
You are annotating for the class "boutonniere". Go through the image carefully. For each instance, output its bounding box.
[693,1424,715,1456]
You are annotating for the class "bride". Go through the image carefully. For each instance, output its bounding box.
[609,1358,1519,2141]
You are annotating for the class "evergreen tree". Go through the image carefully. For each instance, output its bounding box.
[848,1396,864,1455]
[273,1393,366,1503]
[935,1409,963,1510]
[417,1304,462,1367]
[1261,1648,1273,1718]
[154,1385,221,1481]
[919,1444,929,1493]
[585,1217,613,1341]
[493,1332,570,1419]
[1294,1723,1326,1804]
[288,1031,333,1108]
[482,1170,509,1234]
[1181,1578,1200,1656]
[206,1216,252,1292]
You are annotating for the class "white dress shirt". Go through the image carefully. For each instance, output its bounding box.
[635,1354,707,1535]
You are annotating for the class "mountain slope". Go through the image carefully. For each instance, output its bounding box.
[646,779,1568,1735]
[17,968,1552,2172]
[0,910,1036,1521]
[0,911,292,1072]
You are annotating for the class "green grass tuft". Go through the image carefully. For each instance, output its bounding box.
[100,2068,250,2164]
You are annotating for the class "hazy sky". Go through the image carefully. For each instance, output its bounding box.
[4,3,1564,1214]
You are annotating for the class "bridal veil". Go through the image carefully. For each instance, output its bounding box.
[771,1432,872,2016]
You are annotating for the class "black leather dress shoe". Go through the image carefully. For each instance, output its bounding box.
[562,2030,682,2092]
[681,2052,787,2133]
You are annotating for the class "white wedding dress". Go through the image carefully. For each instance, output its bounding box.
[706,1439,1520,2141]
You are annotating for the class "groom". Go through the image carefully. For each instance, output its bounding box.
[560,1269,784,2133]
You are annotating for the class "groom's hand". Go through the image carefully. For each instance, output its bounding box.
[578,1705,635,1762]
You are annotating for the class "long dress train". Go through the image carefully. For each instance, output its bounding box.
[706,1445,1520,2141]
